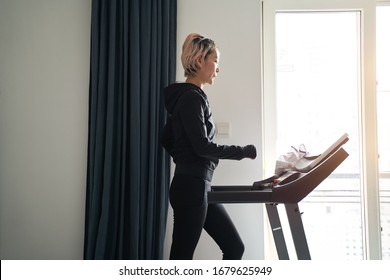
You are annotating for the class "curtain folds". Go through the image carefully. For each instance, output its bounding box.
[84,0,176,260]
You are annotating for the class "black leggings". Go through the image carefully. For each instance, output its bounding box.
[169,174,244,260]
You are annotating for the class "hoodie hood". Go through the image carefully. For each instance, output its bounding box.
[164,83,201,114]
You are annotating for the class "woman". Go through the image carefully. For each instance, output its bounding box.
[161,33,257,260]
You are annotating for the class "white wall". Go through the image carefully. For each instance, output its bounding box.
[0,0,264,260]
[163,0,264,259]
[0,0,91,259]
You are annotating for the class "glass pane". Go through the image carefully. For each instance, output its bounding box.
[275,12,363,259]
[376,5,390,260]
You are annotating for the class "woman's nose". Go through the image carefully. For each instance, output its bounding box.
[216,67,220,73]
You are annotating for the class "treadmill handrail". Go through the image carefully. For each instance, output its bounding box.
[208,147,349,204]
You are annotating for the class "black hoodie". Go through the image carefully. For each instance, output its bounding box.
[161,82,256,177]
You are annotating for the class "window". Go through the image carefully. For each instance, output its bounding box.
[275,11,363,260]
[377,3,390,260]
[262,0,380,259]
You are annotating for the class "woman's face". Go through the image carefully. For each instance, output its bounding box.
[199,48,220,85]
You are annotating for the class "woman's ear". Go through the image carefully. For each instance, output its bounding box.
[196,56,203,68]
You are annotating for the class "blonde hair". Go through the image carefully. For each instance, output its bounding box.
[181,33,217,77]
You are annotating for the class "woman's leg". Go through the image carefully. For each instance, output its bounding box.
[169,175,208,260]
[169,204,207,259]
[203,203,245,260]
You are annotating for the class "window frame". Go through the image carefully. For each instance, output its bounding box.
[261,0,381,259]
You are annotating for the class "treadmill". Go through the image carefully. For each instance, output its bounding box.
[208,133,349,260]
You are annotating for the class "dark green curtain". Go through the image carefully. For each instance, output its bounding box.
[84,0,176,260]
